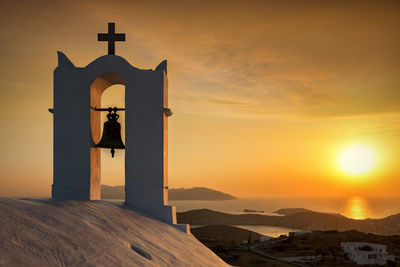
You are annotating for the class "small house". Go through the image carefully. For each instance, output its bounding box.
[341,242,395,265]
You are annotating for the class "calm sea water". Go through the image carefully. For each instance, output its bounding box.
[168,197,400,237]
[169,197,400,219]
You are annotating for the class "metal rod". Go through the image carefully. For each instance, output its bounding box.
[91,106,125,112]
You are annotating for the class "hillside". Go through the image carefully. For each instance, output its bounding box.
[177,209,400,236]
[168,187,237,201]
[0,198,228,266]
[191,226,400,266]
[259,230,400,257]
[191,225,292,266]
[274,208,313,215]
[101,185,237,201]
[191,225,262,245]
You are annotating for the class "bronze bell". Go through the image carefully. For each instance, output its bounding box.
[96,108,125,157]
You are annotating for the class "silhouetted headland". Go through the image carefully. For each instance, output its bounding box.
[101,185,237,201]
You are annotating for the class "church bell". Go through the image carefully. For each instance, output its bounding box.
[96,109,125,157]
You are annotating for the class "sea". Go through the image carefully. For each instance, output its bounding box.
[168,197,400,237]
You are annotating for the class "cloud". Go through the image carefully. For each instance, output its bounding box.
[1,0,400,121]
[209,100,248,106]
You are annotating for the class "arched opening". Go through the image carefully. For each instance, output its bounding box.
[90,72,125,200]
[100,85,125,199]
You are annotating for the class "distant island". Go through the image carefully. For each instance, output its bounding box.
[101,185,237,201]
[101,185,124,199]
[168,187,237,201]
[274,208,342,217]
[274,208,313,215]
[243,209,264,213]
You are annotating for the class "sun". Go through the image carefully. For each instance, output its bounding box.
[338,144,377,175]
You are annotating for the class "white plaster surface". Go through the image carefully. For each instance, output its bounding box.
[0,198,226,266]
[52,52,182,229]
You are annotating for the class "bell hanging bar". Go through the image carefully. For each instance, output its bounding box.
[91,106,125,112]
[91,106,173,116]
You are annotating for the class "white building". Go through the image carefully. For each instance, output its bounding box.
[341,242,395,265]
[260,235,272,242]
[288,231,311,238]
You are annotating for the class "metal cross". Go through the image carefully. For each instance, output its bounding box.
[98,22,126,55]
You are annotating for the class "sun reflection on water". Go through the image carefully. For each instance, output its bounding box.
[345,196,369,219]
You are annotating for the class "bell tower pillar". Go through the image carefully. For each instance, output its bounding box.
[50,23,188,232]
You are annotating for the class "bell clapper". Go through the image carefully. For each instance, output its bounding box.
[111,148,115,158]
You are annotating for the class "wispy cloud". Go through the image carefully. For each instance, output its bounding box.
[209,100,248,106]
[2,0,400,121]
[105,0,400,120]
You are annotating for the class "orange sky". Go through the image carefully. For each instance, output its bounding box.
[0,0,399,198]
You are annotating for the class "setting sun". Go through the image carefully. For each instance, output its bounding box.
[338,144,377,175]
[2,1,400,266]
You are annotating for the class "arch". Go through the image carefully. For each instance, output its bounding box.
[52,52,185,230]
[89,72,125,200]
[85,54,139,73]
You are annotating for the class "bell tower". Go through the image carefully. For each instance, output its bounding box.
[50,23,188,232]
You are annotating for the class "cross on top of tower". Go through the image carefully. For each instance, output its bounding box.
[98,22,126,55]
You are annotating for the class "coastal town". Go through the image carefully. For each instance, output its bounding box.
[191,225,399,266]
